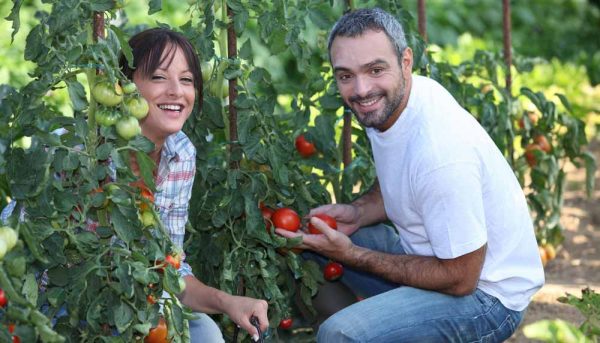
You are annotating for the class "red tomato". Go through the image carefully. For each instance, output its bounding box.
[272,208,301,232]
[145,317,168,343]
[279,318,293,330]
[262,207,275,233]
[147,294,157,304]
[165,255,181,270]
[525,143,542,167]
[323,261,344,281]
[308,213,337,234]
[295,134,316,158]
[9,323,20,343]
[534,135,552,153]
[0,289,7,307]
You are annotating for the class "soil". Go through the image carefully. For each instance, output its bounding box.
[508,137,600,342]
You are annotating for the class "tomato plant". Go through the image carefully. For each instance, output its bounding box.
[295,134,316,158]
[308,213,337,234]
[323,262,344,281]
[272,208,301,232]
[261,207,275,233]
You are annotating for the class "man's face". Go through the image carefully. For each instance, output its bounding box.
[330,30,412,131]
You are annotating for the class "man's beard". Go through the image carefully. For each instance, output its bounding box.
[348,77,406,129]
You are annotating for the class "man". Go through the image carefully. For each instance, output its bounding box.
[276,7,544,342]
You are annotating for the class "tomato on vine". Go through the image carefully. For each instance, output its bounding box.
[272,208,301,232]
[95,108,121,127]
[295,134,316,158]
[279,318,293,330]
[308,213,337,234]
[0,288,7,307]
[124,96,149,119]
[92,80,123,107]
[121,82,137,94]
[323,261,344,281]
[145,317,167,343]
[116,116,141,140]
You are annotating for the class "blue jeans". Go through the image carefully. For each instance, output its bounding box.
[315,224,525,342]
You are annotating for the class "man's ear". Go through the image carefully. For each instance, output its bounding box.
[401,47,414,74]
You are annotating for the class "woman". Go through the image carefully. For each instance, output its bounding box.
[120,28,268,342]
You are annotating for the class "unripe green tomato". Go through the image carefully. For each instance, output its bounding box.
[95,108,121,127]
[178,277,186,293]
[121,82,137,94]
[201,61,213,83]
[0,226,18,251]
[124,96,149,119]
[92,80,123,107]
[141,211,155,227]
[0,240,7,260]
[116,116,141,140]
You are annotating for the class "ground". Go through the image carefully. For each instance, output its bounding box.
[508,137,600,342]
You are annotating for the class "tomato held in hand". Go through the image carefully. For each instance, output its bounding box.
[145,317,168,343]
[308,213,337,234]
[279,318,293,330]
[323,261,344,281]
[261,207,275,233]
[295,134,316,158]
[272,208,301,232]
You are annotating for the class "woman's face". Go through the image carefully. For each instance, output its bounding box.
[133,45,196,145]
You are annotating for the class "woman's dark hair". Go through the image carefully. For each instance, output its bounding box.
[119,28,203,108]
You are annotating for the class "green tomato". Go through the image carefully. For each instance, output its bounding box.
[141,211,155,227]
[201,61,213,83]
[124,96,149,119]
[209,79,229,98]
[92,80,123,107]
[0,226,18,251]
[116,116,141,140]
[121,82,137,94]
[178,277,186,293]
[95,108,122,127]
[0,240,6,260]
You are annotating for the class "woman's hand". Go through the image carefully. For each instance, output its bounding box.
[223,295,269,341]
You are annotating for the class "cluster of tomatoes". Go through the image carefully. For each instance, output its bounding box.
[92,78,148,140]
[519,111,553,167]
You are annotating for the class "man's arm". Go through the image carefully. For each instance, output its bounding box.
[340,240,486,296]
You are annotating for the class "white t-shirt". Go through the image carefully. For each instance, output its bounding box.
[366,75,544,311]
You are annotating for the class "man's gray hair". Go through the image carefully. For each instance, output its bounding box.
[327,8,408,64]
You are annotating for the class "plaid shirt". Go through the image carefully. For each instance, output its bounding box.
[153,131,196,277]
[1,130,197,277]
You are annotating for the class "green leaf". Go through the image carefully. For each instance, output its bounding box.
[111,205,143,244]
[22,272,38,305]
[111,25,133,68]
[113,302,134,333]
[135,150,157,191]
[148,0,162,15]
[6,0,23,42]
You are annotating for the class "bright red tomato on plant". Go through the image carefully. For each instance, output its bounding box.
[295,134,316,158]
[279,318,293,330]
[0,288,7,307]
[534,135,552,153]
[145,317,167,343]
[165,255,181,270]
[261,207,275,233]
[272,208,301,232]
[308,213,337,234]
[8,323,19,343]
[323,261,344,281]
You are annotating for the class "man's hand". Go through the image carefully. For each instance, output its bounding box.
[308,204,361,236]
[275,214,354,260]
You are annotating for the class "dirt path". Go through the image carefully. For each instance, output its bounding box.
[508,137,600,342]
